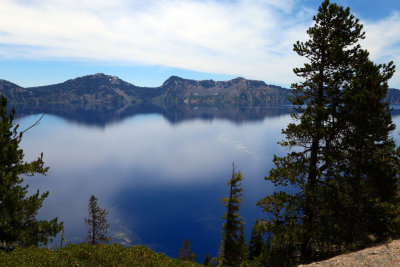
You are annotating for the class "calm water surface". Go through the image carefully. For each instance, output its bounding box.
[16,107,400,261]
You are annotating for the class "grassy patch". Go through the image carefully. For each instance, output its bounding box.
[0,243,202,266]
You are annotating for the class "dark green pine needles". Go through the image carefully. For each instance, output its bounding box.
[0,96,63,247]
[257,0,400,265]
[85,194,111,245]
[218,165,247,266]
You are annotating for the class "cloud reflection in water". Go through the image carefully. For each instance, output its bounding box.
[17,112,291,258]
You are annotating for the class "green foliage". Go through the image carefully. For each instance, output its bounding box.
[203,253,212,266]
[248,220,263,260]
[248,236,279,267]
[0,243,202,266]
[85,194,111,245]
[257,0,400,265]
[0,96,63,247]
[335,49,399,245]
[218,164,247,267]
[177,238,197,262]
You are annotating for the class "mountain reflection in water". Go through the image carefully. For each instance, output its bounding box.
[12,103,293,127]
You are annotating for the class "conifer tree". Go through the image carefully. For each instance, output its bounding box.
[251,236,273,266]
[257,0,400,264]
[0,96,63,247]
[85,194,111,245]
[203,254,212,266]
[326,48,400,248]
[218,164,246,267]
[177,238,197,262]
[248,220,263,260]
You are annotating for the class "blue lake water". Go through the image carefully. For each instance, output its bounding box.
[15,106,400,262]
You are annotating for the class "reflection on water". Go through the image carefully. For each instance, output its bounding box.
[15,105,400,262]
[12,103,293,127]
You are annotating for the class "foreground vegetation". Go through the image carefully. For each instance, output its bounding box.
[0,243,202,267]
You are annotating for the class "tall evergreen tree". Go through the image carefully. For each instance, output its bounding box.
[218,164,246,267]
[0,96,63,247]
[257,0,400,265]
[328,48,399,247]
[85,194,111,245]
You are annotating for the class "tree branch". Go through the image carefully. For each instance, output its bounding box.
[21,111,46,134]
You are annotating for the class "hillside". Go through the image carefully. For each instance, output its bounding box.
[2,74,400,107]
[0,80,33,103]
[298,239,400,267]
[2,74,400,122]
[158,75,290,106]
[0,73,292,107]
[0,243,202,266]
[0,73,291,106]
[387,88,400,104]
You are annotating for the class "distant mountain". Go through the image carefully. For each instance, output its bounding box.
[2,73,400,126]
[158,75,290,106]
[2,73,399,107]
[0,73,291,107]
[387,88,400,104]
[0,80,33,103]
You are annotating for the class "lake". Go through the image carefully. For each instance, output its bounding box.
[15,105,400,262]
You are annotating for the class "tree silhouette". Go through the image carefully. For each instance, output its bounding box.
[0,96,63,247]
[258,0,400,265]
[218,164,247,266]
[85,194,111,245]
[177,238,196,262]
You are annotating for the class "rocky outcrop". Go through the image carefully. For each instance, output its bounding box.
[298,239,400,267]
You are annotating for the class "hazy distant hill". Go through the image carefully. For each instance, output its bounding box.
[0,80,33,103]
[1,73,399,107]
[158,75,290,106]
[387,88,400,104]
[0,73,291,106]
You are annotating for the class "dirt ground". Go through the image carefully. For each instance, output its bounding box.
[298,239,400,267]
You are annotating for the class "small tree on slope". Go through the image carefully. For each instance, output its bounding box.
[177,238,197,262]
[85,194,111,245]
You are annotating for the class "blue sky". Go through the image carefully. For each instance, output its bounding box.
[0,0,399,88]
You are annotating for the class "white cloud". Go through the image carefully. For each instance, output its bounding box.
[0,0,399,87]
[0,0,311,85]
[362,11,400,88]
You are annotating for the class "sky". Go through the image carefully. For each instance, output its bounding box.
[0,0,399,88]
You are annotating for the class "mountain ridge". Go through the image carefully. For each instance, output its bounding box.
[0,73,292,106]
[1,73,400,106]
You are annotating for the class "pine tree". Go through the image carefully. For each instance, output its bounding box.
[0,96,63,247]
[248,220,263,260]
[203,253,212,266]
[85,194,111,245]
[177,238,197,262]
[252,236,273,266]
[328,48,400,247]
[218,164,246,267]
[257,0,400,264]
